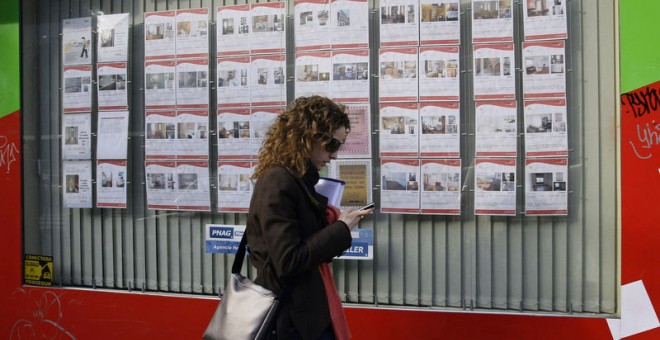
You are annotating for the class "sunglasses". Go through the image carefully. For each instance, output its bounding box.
[324,137,343,153]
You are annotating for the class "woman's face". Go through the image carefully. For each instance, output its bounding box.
[310,126,348,171]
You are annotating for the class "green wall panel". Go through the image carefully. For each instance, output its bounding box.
[620,0,660,92]
[0,0,20,117]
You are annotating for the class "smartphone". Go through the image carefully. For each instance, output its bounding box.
[357,202,375,211]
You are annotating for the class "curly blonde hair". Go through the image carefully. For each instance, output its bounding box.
[253,96,350,178]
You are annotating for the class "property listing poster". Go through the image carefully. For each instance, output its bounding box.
[217,161,255,213]
[175,8,209,58]
[472,0,513,43]
[419,46,460,101]
[331,49,370,102]
[474,158,517,215]
[96,160,127,208]
[216,5,251,57]
[330,0,369,49]
[524,157,568,215]
[62,113,92,160]
[63,160,93,208]
[144,11,176,60]
[97,110,129,160]
[419,0,460,45]
[327,159,372,208]
[218,108,253,160]
[379,102,419,157]
[250,107,282,156]
[250,54,287,107]
[522,0,567,41]
[62,17,92,66]
[63,65,92,113]
[294,0,332,51]
[522,40,566,99]
[420,159,461,215]
[379,47,419,102]
[176,110,210,159]
[145,110,176,159]
[338,104,371,158]
[524,99,568,157]
[379,0,419,47]
[250,2,287,54]
[473,43,516,100]
[97,62,128,111]
[217,56,251,107]
[144,59,176,110]
[176,58,209,109]
[145,160,211,211]
[381,158,420,214]
[475,100,517,157]
[419,102,460,158]
[97,13,129,63]
[295,51,332,98]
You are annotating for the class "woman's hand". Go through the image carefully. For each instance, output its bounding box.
[338,207,374,230]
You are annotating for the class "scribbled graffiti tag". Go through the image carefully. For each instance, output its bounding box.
[0,135,19,173]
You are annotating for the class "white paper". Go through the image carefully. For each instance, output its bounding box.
[217,56,251,108]
[63,65,92,113]
[250,2,287,54]
[175,161,211,211]
[62,17,93,65]
[381,158,420,214]
[176,110,210,159]
[472,0,513,43]
[607,280,660,340]
[330,0,369,49]
[315,177,346,206]
[379,47,419,102]
[523,0,568,41]
[522,40,566,99]
[63,160,93,208]
[474,158,517,215]
[217,108,253,160]
[144,11,176,60]
[145,110,177,160]
[419,0,460,45]
[331,49,370,102]
[145,161,178,209]
[419,46,460,101]
[97,62,128,111]
[524,158,568,215]
[524,99,568,157]
[250,107,281,156]
[473,43,516,100]
[379,102,419,157]
[327,159,373,208]
[475,100,518,157]
[421,159,461,215]
[338,104,371,158]
[175,8,209,58]
[144,59,176,110]
[419,102,460,158]
[379,0,419,47]
[96,160,127,208]
[217,161,255,213]
[176,58,209,109]
[62,113,92,160]
[295,0,332,51]
[217,5,251,56]
[97,110,129,160]
[295,51,332,99]
[251,54,287,107]
[97,13,129,63]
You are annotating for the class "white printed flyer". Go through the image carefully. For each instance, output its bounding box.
[420,159,461,215]
[250,2,287,54]
[295,51,332,99]
[250,107,281,157]
[419,0,460,45]
[524,99,568,157]
[474,158,517,215]
[379,102,419,157]
[217,108,253,160]
[62,113,92,160]
[144,11,176,60]
[294,0,332,51]
[379,0,419,47]
[144,59,176,110]
[145,110,177,160]
[176,110,210,160]
[524,157,568,215]
[419,46,460,101]
[217,56,251,107]
[473,43,516,100]
[63,160,93,209]
[97,110,129,160]
[472,0,513,43]
[522,40,566,99]
[97,62,128,111]
[251,54,287,107]
[175,161,211,211]
[176,58,209,109]
[330,0,369,49]
[175,8,209,59]
[379,47,419,102]
[96,160,127,209]
[218,161,255,213]
[419,101,460,158]
[330,49,369,102]
[381,158,420,214]
[63,65,92,113]
[475,100,518,157]
[62,17,93,65]
[523,0,567,41]
[97,13,129,63]
[216,5,251,56]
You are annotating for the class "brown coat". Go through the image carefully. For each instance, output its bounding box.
[246,166,352,340]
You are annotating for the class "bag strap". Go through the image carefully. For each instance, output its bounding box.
[231,234,249,274]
